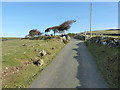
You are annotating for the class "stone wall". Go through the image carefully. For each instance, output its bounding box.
[88,36,120,47]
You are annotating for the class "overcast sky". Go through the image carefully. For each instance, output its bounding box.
[2,2,118,37]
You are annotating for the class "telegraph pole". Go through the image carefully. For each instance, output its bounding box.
[84,30,86,41]
[88,2,92,45]
[90,2,92,38]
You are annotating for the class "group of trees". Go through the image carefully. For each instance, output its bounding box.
[26,29,42,38]
[45,20,76,36]
[26,20,76,38]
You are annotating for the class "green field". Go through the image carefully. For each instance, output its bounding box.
[86,29,119,34]
[85,42,119,88]
[82,29,119,38]
[91,35,119,38]
[2,37,66,88]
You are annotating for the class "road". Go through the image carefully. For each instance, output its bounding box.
[29,39,108,88]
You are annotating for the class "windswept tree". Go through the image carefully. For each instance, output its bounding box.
[29,29,41,38]
[45,26,59,36]
[51,26,59,36]
[58,20,76,35]
[45,20,76,36]
[45,28,50,33]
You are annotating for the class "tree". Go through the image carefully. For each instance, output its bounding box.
[45,26,59,36]
[44,20,76,36]
[29,29,41,38]
[50,26,59,36]
[45,28,50,33]
[58,20,76,35]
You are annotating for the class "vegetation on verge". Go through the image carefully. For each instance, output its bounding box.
[2,36,67,88]
[2,19,76,88]
[85,42,119,88]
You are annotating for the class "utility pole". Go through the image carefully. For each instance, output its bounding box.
[88,2,92,45]
[90,2,92,38]
[84,30,86,41]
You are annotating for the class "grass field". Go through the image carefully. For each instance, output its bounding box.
[91,35,119,38]
[85,42,119,88]
[86,29,119,34]
[2,37,66,88]
[79,29,120,39]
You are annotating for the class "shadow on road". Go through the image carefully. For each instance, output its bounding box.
[72,39,108,88]
[72,40,84,88]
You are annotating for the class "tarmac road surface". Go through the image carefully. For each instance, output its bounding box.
[29,39,108,88]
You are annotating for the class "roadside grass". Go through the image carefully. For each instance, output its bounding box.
[2,37,66,88]
[85,42,119,88]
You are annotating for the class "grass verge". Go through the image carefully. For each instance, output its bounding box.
[85,42,119,88]
[2,37,66,88]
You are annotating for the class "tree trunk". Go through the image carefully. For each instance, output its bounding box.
[54,30,55,36]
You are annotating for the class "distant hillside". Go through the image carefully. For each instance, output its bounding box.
[1,37,21,41]
[86,29,119,34]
